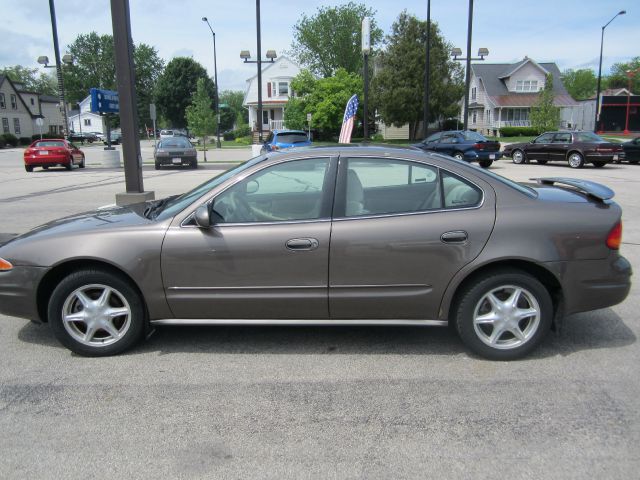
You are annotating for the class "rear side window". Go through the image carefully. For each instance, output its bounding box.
[441,171,482,208]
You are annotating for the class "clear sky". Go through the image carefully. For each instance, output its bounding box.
[1,0,637,92]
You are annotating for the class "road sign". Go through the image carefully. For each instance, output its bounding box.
[35,118,44,126]
[90,88,120,114]
[307,113,312,122]
[150,103,156,121]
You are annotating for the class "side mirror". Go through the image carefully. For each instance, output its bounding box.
[194,205,211,228]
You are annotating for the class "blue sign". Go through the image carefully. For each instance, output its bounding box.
[90,88,120,114]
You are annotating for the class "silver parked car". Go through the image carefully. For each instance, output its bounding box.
[0,146,631,359]
[154,136,197,169]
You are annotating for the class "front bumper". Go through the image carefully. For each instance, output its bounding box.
[0,265,49,322]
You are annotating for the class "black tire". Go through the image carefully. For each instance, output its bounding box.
[479,160,493,168]
[191,161,198,169]
[452,152,464,161]
[155,162,161,170]
[536,159,548,165]
[567,151,584,168]
[593,161,606,168]
[453,269,553,360]
[43,166,49,170]
[79,155,85,168]
[47,269,146,356]
[511,149,526,164]
[65,157,73,171]
[25,165,33,172]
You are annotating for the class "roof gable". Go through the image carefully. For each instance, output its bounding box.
[498,57,549,79]
[0,74,37,118]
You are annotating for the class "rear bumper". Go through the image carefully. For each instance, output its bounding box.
[24,154,70,166]
[464,150,502,161]
[585,152,625,163]
[547,254,632,315]
[0,265,49,322]
[155,155,197,167]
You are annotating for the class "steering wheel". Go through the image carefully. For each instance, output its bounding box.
[229,190,256,222]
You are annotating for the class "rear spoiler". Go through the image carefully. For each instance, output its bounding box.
[532,177,615,202]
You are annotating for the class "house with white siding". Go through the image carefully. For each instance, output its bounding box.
[67,95,105,135]
[462,57,579,136]
[0,75,36,138]
[243,56,302,133]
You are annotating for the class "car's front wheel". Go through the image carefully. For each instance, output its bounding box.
[511,149,526,164]
[453,269,552,360]
[48,269,146,356]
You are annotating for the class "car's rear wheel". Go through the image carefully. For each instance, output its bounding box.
[629,160,639,165]
[536,159,547,165]
[478,160,493,168]
[66,156,73,171]
[25,165,33,172]
[453,152,464,161]
[511,149,526,164]
[155,162,161,170]
[48,269,145,356]
[79,155,85,168]
[567,152,584,168]
[453,269,552,360]
[593,161,606,168]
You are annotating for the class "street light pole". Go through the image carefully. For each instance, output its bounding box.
[47,0,69,137]
[463,0,474,132]
[594,10,626,133]
[423,0,431,138]
[362,17,371,141]
[202,17,221,149]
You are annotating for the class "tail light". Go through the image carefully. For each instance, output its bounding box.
[596,146,614,152]
[473,143,486,150]
[606,221,622,250]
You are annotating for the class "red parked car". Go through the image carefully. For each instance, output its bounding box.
[23,139,86,172]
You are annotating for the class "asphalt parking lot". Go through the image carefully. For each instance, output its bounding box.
[0,144,639,479]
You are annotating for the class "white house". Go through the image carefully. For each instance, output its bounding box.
[243,56,303,133]
[67,95,105,135]
[463,57,579,135]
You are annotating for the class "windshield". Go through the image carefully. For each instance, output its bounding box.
[574,132,605,143]
[276,133,309,144]
[462,131,488,142]
[158,137,192,149]
[154,155,268,221]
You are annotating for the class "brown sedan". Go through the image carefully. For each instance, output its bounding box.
[0,146,631,359]
[503,131,624,168]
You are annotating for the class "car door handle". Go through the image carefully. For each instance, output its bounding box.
[441,231,468,243]
[286,238,319,251]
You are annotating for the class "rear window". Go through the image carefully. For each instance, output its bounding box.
[461,131,488,142]
[159,138,192,148]
[275,133,308,144]
[161,130,174,135]
[34,141,65,147]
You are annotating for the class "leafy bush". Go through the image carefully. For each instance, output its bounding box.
[441,119,461,131]
[234,125,251,138]
[498,126,542,137]
[223,130,236,141]
[19,137,32,145]
[234,136,252,146]
[371,133,384,142]
[0,136,6,148]
[1,133,18,147]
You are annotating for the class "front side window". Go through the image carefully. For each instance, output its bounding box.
[342,158,441,217]
[534,133,555,143]
[424,132,441,144]
[10,94,17,109]
[13,118,20,135]
[440,133,458,144]
[213,158,330,223]
[1,118,8,133]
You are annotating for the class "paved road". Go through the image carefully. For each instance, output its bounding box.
[0,146,639,479]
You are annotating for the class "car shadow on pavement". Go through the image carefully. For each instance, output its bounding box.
[16,308,635,359]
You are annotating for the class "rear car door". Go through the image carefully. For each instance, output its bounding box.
[328,156,496,320]
[161,156,336,319]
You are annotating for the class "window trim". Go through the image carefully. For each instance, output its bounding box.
[0,93,5,109]
[10,94,18,110]
[13,118,20,135]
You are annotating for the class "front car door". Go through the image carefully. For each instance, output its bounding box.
[161,156,336,319]
[548,132,572,162]
[525,133,555,161]
[329,155,496,320]
[420,132,441,151]
[435,132,460,156]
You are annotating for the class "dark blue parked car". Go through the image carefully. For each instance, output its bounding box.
[261,130,312,153]
[413,130,501,168]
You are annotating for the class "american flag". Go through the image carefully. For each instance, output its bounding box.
[338,94,359,144]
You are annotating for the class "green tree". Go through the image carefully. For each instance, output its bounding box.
[62,32,164,128]
[186,78,216,161]
[218,90,247,131]
[0,65,57,95]
[155,57,214,129]
[285,68,362,137]
[561,68,597,100]
[372,11,464,139]
[288,2,383,78]
[605,57,640,92]
[530,73,560,132]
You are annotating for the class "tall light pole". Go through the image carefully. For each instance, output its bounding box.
[423,0,431,138]
[43,0,70,137]
[202,17,221,149]
[594,10,626,133]
[362,17,371,141]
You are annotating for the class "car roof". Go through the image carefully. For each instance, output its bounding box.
[273,130,307,135]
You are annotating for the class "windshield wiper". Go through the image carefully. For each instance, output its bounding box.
[143,195,179,219]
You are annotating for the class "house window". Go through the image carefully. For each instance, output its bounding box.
[49,125,58,134]
[84,119,91,126]
[2,118,8,133]
[515,80,539,92]
[10,94,18,109]
[486,109,491,123]
[472,112,477,124]
[278,82,289,96]
[0,93,5,109]
[13,118,20,135]
[262,110,269,125]
[30,98,35,106]
[471,87,477,101]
